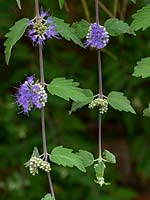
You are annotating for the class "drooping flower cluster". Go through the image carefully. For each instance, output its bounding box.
[29,156,51,176]
[15,76,47,114]
[27,9,59,45]
[85,23,109,49]
[88,98,108,114]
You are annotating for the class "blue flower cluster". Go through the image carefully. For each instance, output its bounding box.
[15,76,47,114]
[85,23,109,50]
[27,10,59,45]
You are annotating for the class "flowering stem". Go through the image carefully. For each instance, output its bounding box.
[95,0,103,158]
[35,0,55,198]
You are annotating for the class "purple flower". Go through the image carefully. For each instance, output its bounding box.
[27,10,59,45]
[15,76,47,114]
[85,23,109,50]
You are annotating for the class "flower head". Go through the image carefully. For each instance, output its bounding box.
[29,157,51,176]
[15,76,47,114]
[85,23,109,50]
[27,10,59,45]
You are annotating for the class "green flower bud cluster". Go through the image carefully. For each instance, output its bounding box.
[29,156,51,176]
[88,98,108,114]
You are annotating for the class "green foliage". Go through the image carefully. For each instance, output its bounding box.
[58,0,65,9]
[31,147,40,158]
[95,161,105,178]
[108,91,136,114]
[41,193,55,200]
[104,18,131,36]
[130,4,150,31]
[69,89,93,114]
[131,0,136,3]
[50,146,86,172]
[16,0,21,9]
[0,0,150,199]
[24,147,40,167]
[72,19,89,39]
[47,77,91,102]
[143,103,150,117]
[76,150,94,167]
[132,57,150,78]
[51,17,83,47]
[4,18,29,65]
[103,150,116,164]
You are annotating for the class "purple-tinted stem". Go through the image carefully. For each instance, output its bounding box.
[95,0,103,158]
[35,0,55,198]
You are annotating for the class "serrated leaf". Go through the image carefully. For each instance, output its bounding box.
[16,0,21,9]
[69,89,94,114]
[41,194,55,200]
[59,0,65,9]
[104,18,131,36]
[95,161,105,178]
[103,150,116,164]
[51,17,83,47]
[130,4,150,31]
[50,146,86,172]
[47,77,90,102]
[143,103,150,117]
[108,91,136,114]
[72,19,89,39]
[132,57,150,78]
[76,150,94,167]
[4,18,29,65]
[24,147,39,167]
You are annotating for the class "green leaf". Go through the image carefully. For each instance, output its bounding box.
[76,150,94,167]
[50,146,86,172]
[104,18,131,36]
[103,150,116,164]
[24,147,40,167]
[41,194,55,200]
[94,161,105,178]
[52,17,83,47]
[16,0,21,9]
[69,89,94,114]
[59,0,65,9]
[31,147,40,158]
[47,77,90,102]
[132,57,150,78]
[143,103,150,117]
[72,19,89,39]
[108,91,136,114]
[130,4,150,31]
[4,18,29,65]
[131,0,136,3]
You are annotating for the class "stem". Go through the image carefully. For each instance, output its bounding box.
[99,1,114,18]
[34,0,55,198]
[81,0,91,22]
[95,0,103,158]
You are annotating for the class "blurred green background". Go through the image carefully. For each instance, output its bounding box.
[0,0,150,199]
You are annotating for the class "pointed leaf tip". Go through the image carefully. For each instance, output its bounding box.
[108,91,136,114]
[4,18,29,65]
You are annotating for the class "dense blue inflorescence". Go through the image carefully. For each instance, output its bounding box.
[15,76,47,114]
[85,23,109,49]
[27,10,59,45]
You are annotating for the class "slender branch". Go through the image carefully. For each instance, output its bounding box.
[121,0,127,20]
[95,0,103,158]
[99,1,114,18]
[97,49,103,97]
[34,0,55,198]
[81,0,91,22]
[113,0,118,17]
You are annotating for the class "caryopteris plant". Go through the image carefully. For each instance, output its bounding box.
[5,0,150,199]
